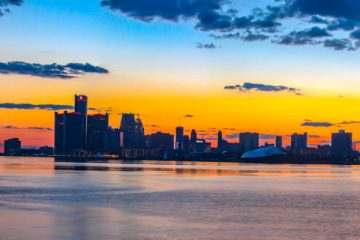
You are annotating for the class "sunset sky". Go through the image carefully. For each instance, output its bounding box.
[2,0,360,150]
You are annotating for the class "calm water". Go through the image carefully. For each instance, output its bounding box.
[1,157,360,240]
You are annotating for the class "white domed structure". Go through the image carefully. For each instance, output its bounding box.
[241,146,286,159]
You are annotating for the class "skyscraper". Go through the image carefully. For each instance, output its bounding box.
[104,127,121,155]
[175,126,184,151]
[120,113,145,148]
[239,132,259,153]
[63,111,83,155]
[75,94,88,148]
[275,136,282,149]
[87,113,109,153]
[291,133,307,152]
[54,112,64,154]
[218,131,223,150]
[331,130,353,158]
[190,129,197,151]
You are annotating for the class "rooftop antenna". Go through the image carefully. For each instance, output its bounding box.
[178,117,182,127]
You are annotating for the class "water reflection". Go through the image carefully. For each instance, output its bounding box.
[2,157,360,240]
[1,157,360,178]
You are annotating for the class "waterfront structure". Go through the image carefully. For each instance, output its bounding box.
[4,138,21,156]
[239,132,259,153]
[331,130,353,158]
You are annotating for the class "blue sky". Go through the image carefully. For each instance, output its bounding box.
[1,0,360,96]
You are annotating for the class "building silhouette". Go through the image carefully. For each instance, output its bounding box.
[147,132,174,157]
[190,129,197,151]
[175,126,184,151]
[276,136,282,149]
[4,138,21,156]
[331,130,353,158]
[120,113,145,149]
[217,131,223,150]
[54,112,64,155]
[104,127,121,155]
[75,94,88,149]
[63,111,83,154]
[87,113,109,153]
[291,132,307,152]
[239,132,259,153]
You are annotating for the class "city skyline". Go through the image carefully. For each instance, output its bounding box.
[2,0,360,151]
[2,94,358,159]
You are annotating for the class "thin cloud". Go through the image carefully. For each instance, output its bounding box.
[1,125,53,131]
[196,42,218,49]
[224,82,301,95]
[301,121,333,127]
[301,120,360,127]
[0,103,74,111]
[0,61,109,79]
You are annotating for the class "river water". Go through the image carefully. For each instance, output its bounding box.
[1,156,360,240]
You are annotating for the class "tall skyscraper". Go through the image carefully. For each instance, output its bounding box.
[54,112,64,154]
[275,136,282,149]
[190,129,197,151]
[239,132,259,153]
[87,113,109,153]
[331,130,353,158]
[4,138,21,156]
[75,94,88,148]
[63,111,83,155]
[175,126,184,151]
[291,133,307,152]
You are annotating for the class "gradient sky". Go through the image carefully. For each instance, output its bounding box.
[2,0,360,150]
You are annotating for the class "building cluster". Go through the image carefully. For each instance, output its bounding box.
[1,94,357,161]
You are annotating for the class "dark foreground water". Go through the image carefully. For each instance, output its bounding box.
[1,157,360,240]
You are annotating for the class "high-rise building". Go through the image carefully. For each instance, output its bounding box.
[190,129,197,151]
[175,126,184,151]
[75,94,88,148]
[63,111,83,155]
[4,138,21,156]
[120,113,145,148]
[331,130,353,158]
[239,132,259,153]
[104,127,121,155]
[275,136,282,149]
[183,135,190,153]
[87,113,109,153]
[54,112,64,155]
[218,131,223,150]
[291,132,307,152]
